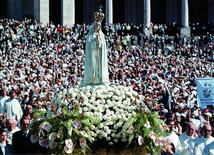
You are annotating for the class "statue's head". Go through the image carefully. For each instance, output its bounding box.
[94,5,105,22]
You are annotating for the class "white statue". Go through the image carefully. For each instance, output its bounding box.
[81,7,109,86]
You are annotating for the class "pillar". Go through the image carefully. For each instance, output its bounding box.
[61,0,75,27]
[143,0,152,36]
[180,0,190,37]
[34,0,49,25]
[181,0,189,27]
[105,0,113,24]
[144,0,151,27]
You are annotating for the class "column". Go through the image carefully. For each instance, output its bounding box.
[180,0,190,37]
[61,0,75,27]
[105,0,113,24]
[181,0,189,27]
[34,0,49,25]
[143,0,152,36]
[144,0,151,27]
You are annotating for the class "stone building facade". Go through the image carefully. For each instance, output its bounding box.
[0,0,213,33]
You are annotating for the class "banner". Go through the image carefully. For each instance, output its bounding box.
[196,78,214,109]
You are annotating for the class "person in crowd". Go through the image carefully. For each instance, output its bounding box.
[204,122,214,154]
[179,122,197,155]
[165,119,182,154]
[4,90,23,124]
[0,129,13,155]
[193,123,214,155]
[0,112,5,130]
[0,17,214,153]
[20,91,30,110]
[12,118,37,154]
[5,118,20,145]
[165,111,182,136]
[161,142,175,155]
[0,89,9,113]
[24,104,34,120]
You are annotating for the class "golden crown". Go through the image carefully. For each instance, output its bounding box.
[94,5,105,22]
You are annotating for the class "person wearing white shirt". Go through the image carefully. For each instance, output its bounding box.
[179,122,197,155]
[5,119,20,145]
[4,91,23,125]
[193,123,214,155]
[0,89,9,113]
[166,119,182,155]
[0,129,13,155]
[204,140,214,155]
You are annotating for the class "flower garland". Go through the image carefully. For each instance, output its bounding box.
[31,85,169,155]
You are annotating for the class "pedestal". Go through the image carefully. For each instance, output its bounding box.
[180,27,191,37]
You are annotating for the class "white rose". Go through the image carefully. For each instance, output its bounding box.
[122,138,127,142]
[83,107,88,112]
[78,109,82,113]
[117,114,122,119]
[126,98,131,102]
[104,104,109,109]
[86,92,91,97]
[104,126,109,131]
[111,133,116,138]
[103,115,108,120]
[98,123,104,129]
[113,138,119,143]
[103,133,107,138]
[106,129,111,134]
[90,125,95,130]
[106,136,111,141]
[116,133,121,138]
[98,135,103,139]
[113,124,118,129]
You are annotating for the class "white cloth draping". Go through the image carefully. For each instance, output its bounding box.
[81,21,109,85]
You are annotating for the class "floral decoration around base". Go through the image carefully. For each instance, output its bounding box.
[31,85,170,155]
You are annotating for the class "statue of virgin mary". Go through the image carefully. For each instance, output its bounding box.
[81,6,109,86]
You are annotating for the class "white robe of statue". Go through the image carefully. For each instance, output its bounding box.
[81,21,109,85]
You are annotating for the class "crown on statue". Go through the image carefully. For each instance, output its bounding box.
[94,5,105,22]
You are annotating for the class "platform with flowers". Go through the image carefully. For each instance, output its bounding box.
[31,85,169,155]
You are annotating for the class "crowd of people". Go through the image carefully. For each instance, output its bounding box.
[0,17,213,154]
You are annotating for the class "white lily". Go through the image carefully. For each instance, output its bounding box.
[49,132,57,141]
[138,135,144,145]
[39,138,49,147]
[65,139,73,149]
[30,134,39,143]
[79,138,86,148]
[49,141,58,150]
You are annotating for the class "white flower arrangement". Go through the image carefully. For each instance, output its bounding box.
[31,85,169,155]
